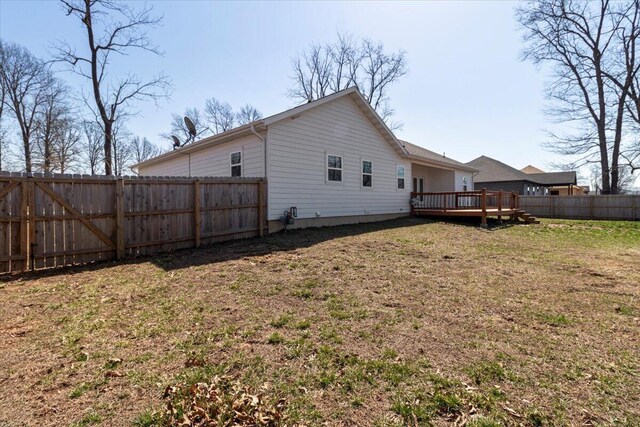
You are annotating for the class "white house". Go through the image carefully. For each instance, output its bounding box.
[132,87,476,231]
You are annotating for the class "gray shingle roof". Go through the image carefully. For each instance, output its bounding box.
[466,156,576,185]
[400,140,477,171]
[526,171,577,185]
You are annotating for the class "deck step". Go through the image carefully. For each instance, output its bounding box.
[516,210,539,224]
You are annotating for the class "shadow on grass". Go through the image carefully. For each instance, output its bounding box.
[0,216,529,283]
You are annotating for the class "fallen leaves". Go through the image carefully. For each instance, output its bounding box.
[162,376,287,426]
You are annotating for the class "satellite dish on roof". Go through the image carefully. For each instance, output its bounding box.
[184,116,197,138]
[171,135,181,149]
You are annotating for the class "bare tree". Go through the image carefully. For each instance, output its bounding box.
[517,0,640,194]
[33,78,70,172]
[52,118,81,173]
[111,119,131,175]
[358,39,407,127]
[130,135,160,164]
[290,43,333,102]
[56,0,171,175]
[236,104,262,125]
[289,34,407,128]
[162,107,209,144]
[0,40,49,173]
[0,59,6,172]
[81,121,103,174]
[204,98,235,133]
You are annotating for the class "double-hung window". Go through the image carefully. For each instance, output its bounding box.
[362,160,372,187]
[230,151,242,177]
[397,165,405,189]
[327,154,342,182]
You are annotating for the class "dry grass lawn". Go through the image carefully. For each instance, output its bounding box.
[0,217,639,426]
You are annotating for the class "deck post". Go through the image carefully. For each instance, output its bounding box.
[497,190,503,223]
[410,192,415,216]
[442,193,446,212]
[480,188,487,228]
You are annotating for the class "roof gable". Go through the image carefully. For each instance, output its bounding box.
[466,156,532,183]
[264,87,408,156]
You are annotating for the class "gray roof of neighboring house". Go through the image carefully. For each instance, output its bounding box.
[526,171,577,185]
[466,156,577,185]
[400,140,477,172]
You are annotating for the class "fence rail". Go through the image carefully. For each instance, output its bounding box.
[410,190,518,212]
[518,195,640,220]
[0,172,266,274]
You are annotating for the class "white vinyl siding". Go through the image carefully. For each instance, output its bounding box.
[136,155,190,176]
[455,170,473,192]
[266,95,411,220]
[138,134,264,177]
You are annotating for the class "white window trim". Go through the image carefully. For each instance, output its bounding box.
[361,159,373,189]
[396,164,406,190]
[326,152,343,184]
[230,150,242,177]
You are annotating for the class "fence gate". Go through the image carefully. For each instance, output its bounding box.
[0,178,26,274]
[30,178,117,270]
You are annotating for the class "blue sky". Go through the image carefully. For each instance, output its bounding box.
[1,1,573,180]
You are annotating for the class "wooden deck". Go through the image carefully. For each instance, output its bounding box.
[411,189,537,226]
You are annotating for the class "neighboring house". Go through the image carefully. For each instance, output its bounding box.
[133,87,476,231]
[466,155,584,195]
[519,165,587,195]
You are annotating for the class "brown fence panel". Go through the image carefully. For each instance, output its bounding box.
[0,175,26,273]
[0,173,266,275]
[519,195,640,220]
[31,175,117,270]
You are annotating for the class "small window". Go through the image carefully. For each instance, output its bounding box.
[327,154,342,182]
[462,176,468,192]
[230,151,242,177]
[397,165,405,189]
[362,160,372,187]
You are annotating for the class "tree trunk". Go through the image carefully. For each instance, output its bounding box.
[104,122,113,176]
[44,139,51,173]
[23,133,32,173]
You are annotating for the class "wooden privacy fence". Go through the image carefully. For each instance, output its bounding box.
[519,195,640,220]
[0,173,266,274]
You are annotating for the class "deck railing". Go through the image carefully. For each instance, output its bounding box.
[410,189,518,213]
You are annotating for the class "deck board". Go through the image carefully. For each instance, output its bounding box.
[413,208,518,217]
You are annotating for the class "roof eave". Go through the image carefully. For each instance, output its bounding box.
[408,155,478,172]
[132,122,266,170]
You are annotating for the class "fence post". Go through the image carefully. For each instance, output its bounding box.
[20,180,30,272]
[115,178,125,259]
[257,179,265,237]
[498,190,502,211]
[194,179,201,247]
[28,176,36,270]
